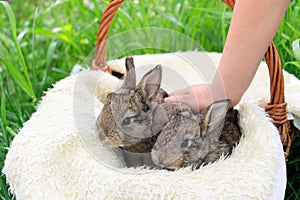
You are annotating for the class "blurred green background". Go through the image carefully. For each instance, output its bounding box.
[0,0,299,199]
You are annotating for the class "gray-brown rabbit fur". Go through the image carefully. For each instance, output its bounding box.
[151,100,241,170]
[96,57,168,154]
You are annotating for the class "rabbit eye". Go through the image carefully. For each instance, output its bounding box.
[181,139,190,149]
[122,117,131,126]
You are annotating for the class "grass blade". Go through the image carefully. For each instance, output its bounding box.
[0,1,16,37]
[30,7,39,84]
[34,28,83,54]
[151,7,186,29]
[292,39,300,60]
[0,73,8,147]
[1,95,8,147]
[284,61,300,70]
[2,60,35,99]
[0,1,36,101]
[0,174,11,200]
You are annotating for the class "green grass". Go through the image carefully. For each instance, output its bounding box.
[0,0,299,199]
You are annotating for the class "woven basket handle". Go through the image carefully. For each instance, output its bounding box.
[92,0,125,73]
[93,0,292,159]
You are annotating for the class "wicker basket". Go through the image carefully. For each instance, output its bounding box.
[5,1,299,199]
[91,0,293,159]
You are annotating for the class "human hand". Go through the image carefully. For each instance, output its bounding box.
[164,84,213,112]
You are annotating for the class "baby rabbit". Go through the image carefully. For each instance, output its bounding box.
[96,57,168,154]
[151,100,241,170]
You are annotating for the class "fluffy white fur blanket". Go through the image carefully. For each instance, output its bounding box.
[3,52,300,199]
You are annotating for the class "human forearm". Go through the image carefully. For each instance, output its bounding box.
[214,0,290,106]
[165,0,289,112]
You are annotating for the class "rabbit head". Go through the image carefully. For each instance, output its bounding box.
[96,57,167,151]
[151,100,238,170]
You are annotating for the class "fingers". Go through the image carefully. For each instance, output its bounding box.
[164,94,180,102]
[165,93,198,110]
[165,86,192,102]
[165,92,192,103]
[163,84,213,112]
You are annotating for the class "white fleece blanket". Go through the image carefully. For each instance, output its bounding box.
[3,51,300,199]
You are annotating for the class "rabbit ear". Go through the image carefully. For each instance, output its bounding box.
[122,57,136,90]
[201,100,231,139]
[137,64,162,102]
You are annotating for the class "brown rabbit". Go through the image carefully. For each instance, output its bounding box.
[151,100,241,170]
[96,57,168,154]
